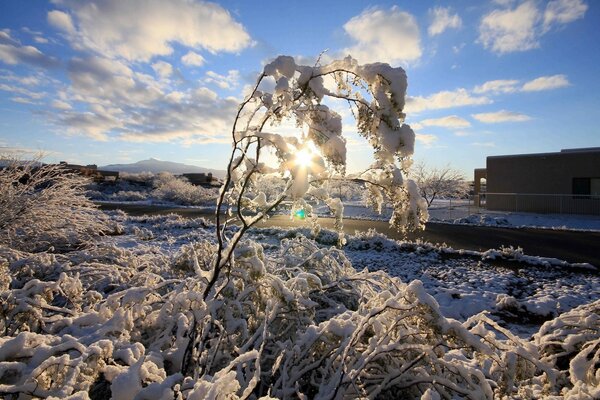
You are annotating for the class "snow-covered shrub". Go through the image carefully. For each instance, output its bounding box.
[0,160,109,252]
[88,171,219,206]
[209,55,428,299]
[535,299,600,398]
[0,232,569,399]
[152,172,217,206]
[120,171,155,184]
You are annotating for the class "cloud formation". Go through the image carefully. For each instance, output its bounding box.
[415,133,438,147]
[473,79,520,94]
[0,31,59,68]
[181,51,206,67]
[521,74,569,91]
[343,6,421,65]
[418,115,471,129]
[479,1,539,53]
[406,89,491,113]
[479,0,587,54]
[472,110,531,123]
[48,0,252,62]
[474,74,570,94]
[543,0,588,32]
[428,7,462,36]
[203,70,240,90]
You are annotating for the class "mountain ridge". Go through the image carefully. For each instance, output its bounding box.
[100,158,226,179]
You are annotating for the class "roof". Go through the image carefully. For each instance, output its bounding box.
[487,147,600,160]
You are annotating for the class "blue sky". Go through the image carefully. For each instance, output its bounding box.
[0,0,598,176]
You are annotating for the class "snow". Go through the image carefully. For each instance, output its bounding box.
[309,199,600,232]
[2,210,600,397]
[4,53,600,397]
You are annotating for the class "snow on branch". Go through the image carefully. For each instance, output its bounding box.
[209,55,428,299]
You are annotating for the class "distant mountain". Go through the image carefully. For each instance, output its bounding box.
[100,158,226,179]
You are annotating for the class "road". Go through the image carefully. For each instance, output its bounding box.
[99,203,600,266]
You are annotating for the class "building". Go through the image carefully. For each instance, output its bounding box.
[59,161,119,182]
[474,148,600,215]
[181,172,219,187]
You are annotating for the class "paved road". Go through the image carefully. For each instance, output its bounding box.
[99,203,600,266]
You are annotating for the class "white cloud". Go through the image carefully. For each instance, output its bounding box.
[181,51,206,67]
[11,97,39,105]
[343,6,421,65]
[415,133,438,147]
[0,31,59,68]
[453,131,471,137]
[406,89,491,113]
[543,0,588,32]
[203,70,240,90]
[471,142,496,147]
[48,0,252,62]
[50,55,238,145]
[472,110,531,123]
[68,56,162,104]
[452,43,465,54]
[473,74,570,94]
[521,74,569,91]
[428,7,462,36]
[473,79,520,94]
[151,61,173,79]
[51,99,72,110]
[0,144,55,156]
[418,115,471,129]
[0,83,46,100]
[47,10,76,34]
[479,1,540,53]
[479,0,587,54]
[0,71,42,86]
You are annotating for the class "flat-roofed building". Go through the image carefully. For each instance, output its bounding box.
[474,148,600,215]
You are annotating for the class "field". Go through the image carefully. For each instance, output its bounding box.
[2,209,600,398]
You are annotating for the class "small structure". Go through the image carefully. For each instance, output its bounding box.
[474,148,600,215]
[181,172,219,187]
[59,161,119,182]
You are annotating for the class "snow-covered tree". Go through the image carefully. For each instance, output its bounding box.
[411,161,469,207]
[208,55,428,299]
[5,56,596,400]
[0,159,109,252]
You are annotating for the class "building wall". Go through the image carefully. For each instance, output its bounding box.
[485,149,600,214]
[487,150,600,194]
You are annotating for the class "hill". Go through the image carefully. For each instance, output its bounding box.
[100,158,226,179]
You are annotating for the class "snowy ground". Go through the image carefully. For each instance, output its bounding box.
[3,210,600,397]
[101,212,599,338]
[312,199,600,232]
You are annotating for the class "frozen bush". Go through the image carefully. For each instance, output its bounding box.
[0,160,109,252]
[0,231,575,399]
[152,172,217,206]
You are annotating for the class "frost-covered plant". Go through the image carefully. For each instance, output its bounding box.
[0,229,569,399]
[152,172,217,206]
[209,55,428,299]
[535,299,600,398]
[0,159,108,252]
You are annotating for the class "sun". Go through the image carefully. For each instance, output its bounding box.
[294,147,313,168]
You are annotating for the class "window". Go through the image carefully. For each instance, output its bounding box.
[573,177,600,198]
[592,178,600,197]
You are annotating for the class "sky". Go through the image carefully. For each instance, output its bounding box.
[0,0,598,177]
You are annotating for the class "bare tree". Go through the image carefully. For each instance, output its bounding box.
[411,161,469,207]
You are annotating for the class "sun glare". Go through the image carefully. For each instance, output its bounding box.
[294,147,313,168]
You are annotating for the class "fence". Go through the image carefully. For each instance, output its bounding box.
[482,193,600,215]
[427,198,482,220]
